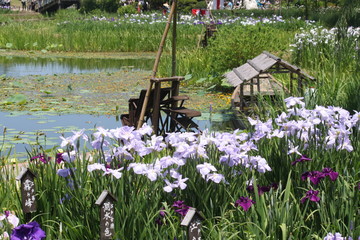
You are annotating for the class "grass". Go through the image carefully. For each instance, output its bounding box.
[0,9,359,239]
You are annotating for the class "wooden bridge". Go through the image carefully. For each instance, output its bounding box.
[36,0,79,14]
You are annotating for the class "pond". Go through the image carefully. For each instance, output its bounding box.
[0,54,235,159]
[0,111,234,159]
[0,55,153,77]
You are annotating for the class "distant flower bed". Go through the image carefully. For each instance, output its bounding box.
[56,13,292,26]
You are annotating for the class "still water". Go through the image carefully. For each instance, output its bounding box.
[0,55,234,158]
[0,111,233,159]
[0,55,153,77]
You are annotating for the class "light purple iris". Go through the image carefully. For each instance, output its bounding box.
[57,168,75,178]
[206,173,225,184]
[234,197,255,211]
[196,162,217,178]
[301,190,320,203]
[284,96,305,108]
[323,232,352,240]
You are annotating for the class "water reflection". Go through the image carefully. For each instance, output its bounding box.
[0,55,153,77]
[0,111,234,159]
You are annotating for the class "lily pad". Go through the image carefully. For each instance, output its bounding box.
[2,94,27,105]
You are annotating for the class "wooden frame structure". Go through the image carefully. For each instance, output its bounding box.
[120,0,201,135]
[225,51,315,111]
[120,76,201,135]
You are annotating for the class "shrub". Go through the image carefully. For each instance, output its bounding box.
[117,4,137,15]
[79,0,98,13]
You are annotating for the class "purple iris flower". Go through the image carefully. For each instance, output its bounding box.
[291,155,312,166]
[234,197,255,211]
[246,183,278,195]
[155,217,163,226]
[11,221,46,240]
[56,152,64,164]
[172,200,191,216]
[246,185,254,193]
[270,182,279,190]
[31,154,50,164]
[301,190,320,203]
[301,171,325,185]
[59,193,71,204]
[321,168,339,181]
[155,207,166,226]
[57,168,75,178]
[175,207,190,216]
[258,186,271,195]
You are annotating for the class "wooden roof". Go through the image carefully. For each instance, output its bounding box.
[224,51,315,87]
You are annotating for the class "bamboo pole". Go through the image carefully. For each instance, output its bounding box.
[136,0,177,130]
[171,1,177,77]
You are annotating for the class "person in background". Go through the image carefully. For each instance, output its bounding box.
[265,0,271,9]
[21,0,26,10]
[162,2,169,15]
[137,0,143,13]
[226,0,233,9]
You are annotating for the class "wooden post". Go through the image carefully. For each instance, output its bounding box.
[297,76,303,95]
[170,4,178,133]
[95,190,117,240]
[152,81,161,135]
[171,0,177,77]
[290,72,293,94]
[180,208,204,240]
[16,168,37,222]
[240,84,244,111]
[136,0,177,130]
[250,78,254,106]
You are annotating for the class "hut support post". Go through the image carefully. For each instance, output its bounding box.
[290,72,294,94]
[240,84,244,111]
[297,76,303,95]
[250,78,254,106]
[152,81,161,135]
[170,80,180,132]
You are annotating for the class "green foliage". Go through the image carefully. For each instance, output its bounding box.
[178,0,206,14]
[207,25,293,75]
[80,0,99,13]
[160,22,298,88]
[117,4,137,15]
[98,0,119,13]
[54,9,82,21]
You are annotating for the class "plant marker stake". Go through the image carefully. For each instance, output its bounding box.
[16,168,36,222]
[95,190,117,240]
[180,207,205,240]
